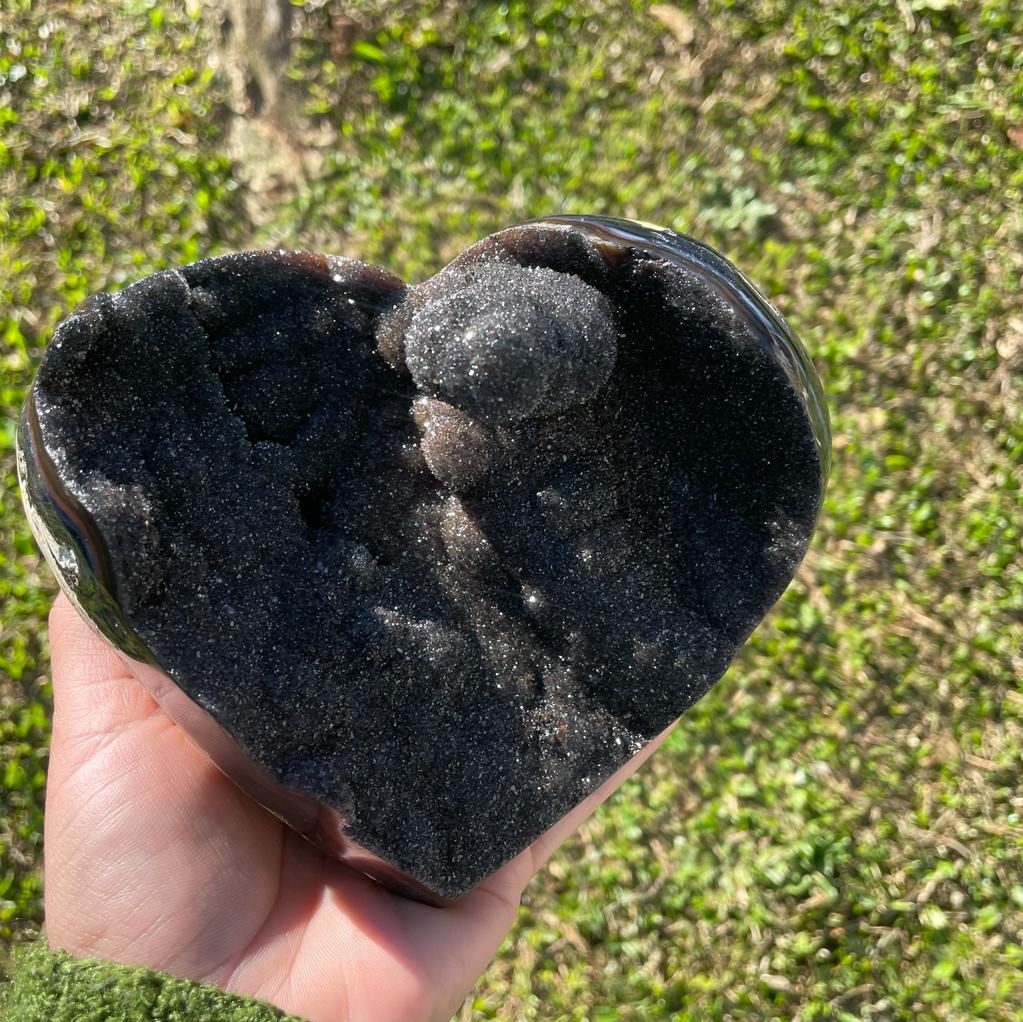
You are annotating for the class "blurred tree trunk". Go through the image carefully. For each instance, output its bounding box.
[220,0,293,123]
[213,0,308,210]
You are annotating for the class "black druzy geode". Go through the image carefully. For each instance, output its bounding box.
[18,216,829,901]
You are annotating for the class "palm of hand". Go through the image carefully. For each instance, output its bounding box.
[44,596,667,1022]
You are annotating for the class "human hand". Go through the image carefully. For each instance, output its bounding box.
[43,593,671,1022]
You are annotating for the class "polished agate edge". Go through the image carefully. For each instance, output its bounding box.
[17,218,830,903]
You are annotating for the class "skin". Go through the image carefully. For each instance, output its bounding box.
[44,593,673,1022]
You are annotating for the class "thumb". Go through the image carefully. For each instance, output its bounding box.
[48,593,161,746]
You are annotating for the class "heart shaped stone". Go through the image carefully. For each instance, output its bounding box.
[18,216,829,902]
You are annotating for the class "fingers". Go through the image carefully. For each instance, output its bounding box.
[436,723,676,955]
[380,723,676,1022]
[493,723,675,900]
[523,723,675,874]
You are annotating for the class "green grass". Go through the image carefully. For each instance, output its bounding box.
[2,0,1022,1017]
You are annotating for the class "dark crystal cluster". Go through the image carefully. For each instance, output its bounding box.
[19,216,828,900]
